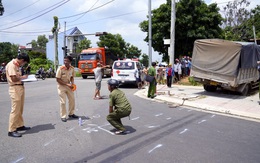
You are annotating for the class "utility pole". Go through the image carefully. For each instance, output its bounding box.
[63,21,67,57]
[148,0,152,67]
[169,0,176,66]
[52,16,59,72]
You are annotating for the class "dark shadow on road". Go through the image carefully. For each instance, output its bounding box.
[75,113,207,163]
[21,123,55,135]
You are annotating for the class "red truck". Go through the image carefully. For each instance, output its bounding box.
[78,47,116,79]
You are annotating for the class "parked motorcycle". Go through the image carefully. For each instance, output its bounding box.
[35,70,46,80]
[0,70,7,82]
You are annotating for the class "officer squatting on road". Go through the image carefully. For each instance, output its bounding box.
[56,56,79,122]
[106,79,132,135]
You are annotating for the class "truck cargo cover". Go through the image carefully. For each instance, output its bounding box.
[192,39,260,77]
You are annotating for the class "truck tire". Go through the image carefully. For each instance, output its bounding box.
[203,84,217,92]
[82,75,88,79]
[241,84,250,96]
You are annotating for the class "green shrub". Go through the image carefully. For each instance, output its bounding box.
[188,76,199,86]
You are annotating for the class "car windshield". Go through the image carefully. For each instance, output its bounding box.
[79,53,96,60]
[113,61,135,70]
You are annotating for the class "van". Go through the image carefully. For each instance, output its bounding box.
[111,59,142,85]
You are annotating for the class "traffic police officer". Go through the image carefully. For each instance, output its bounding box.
[106,79,132,135]
[56,56,78,122]
[6,53,31,138]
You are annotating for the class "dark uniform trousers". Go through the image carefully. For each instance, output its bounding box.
[107,107,131,131]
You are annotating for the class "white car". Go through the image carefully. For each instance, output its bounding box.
[111,59,142,86]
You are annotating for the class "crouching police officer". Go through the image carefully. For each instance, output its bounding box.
[56,56,78,122]
[106,79,132,135]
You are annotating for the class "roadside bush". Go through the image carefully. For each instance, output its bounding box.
[188,76,199,86]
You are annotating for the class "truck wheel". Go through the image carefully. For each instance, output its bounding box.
[241,84,250,96]
[82,75,88,79]
[203,84,217,92]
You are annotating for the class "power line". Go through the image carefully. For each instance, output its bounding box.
[67,0,100,23]
[0,0,68,28]
[59,0,115,19]
[0,0,42,20]
[0,0,70,31]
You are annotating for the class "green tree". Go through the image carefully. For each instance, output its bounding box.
[37,35,48,49]
[125,43,142,58]
[140,53,149,67]
[0,42,19,63]
[97,33,127,58]
[139,0,223,61]
[76,38,91,53]
[222,0,251,40]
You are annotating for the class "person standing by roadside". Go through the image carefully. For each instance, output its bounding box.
[6,53,31,138]
[106,79,132,135]
[93,62,107,99]
[56,56,78,122]
[166,64,174,88]
[147,62,157,98]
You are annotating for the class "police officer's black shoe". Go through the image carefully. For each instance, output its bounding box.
[68,114,79,118]
[16,126,31,131]
[61,118,67,122]
[8,131,22,138]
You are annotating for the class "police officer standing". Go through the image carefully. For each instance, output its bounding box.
[56,56,78,122]
[106,79,132,135]
[6,53,31,138]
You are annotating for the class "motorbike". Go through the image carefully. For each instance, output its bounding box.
[35,70,46,80]
[0,70,7,82]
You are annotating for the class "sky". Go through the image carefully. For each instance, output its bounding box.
[0,0,259,62]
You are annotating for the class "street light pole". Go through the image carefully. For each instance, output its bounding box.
[169,0,176,66]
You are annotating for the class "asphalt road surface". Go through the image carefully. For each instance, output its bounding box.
[0,77,260,163]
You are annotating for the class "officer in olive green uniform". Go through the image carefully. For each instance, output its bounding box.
[147,62,157,98]
[106,79,131,135]
[56,56,78,122]
[6,53,31,138]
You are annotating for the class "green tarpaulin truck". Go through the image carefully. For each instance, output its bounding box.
[190,39,260,95]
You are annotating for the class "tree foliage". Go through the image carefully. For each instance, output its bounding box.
[76,38,91,53]
[140,53,149,67]
[0,42,19,64]
[97,33,142,58]
[139,0,223,61]
[222,0,251,41]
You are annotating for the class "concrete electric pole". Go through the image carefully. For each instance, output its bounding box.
[169,0,176,65]
[148,0,152,67]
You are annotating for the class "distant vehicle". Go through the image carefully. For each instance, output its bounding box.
[111,59,142,86]
[190,39,260,95]
[78,47,117,79]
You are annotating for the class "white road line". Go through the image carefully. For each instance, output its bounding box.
[68,127,75,131]
[146,125,160,128]
[12,157,24,163]
[155,113,163,117]
[148,144,163,153]
[198,120,207,124]
[166,117,172,120]
[179,128,188,134]
[211,115,215,118]
[43,139,56,147]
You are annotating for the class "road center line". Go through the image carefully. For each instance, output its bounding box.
[148,144,163,153]
[179,128,188,134]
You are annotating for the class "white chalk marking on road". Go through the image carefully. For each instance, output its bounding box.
[155,113,163,117]
[198,120,207,124]
[166,117,172,120]
[87,124,98,126]
[93,114,101,118]
[12,157,24,163]
[148,144,163,153]
[43,139,56,147]
[99,123,110,128]
[83,127,98,133]
[179,128,188,134]
[211,115,215,118]
[187,110,192,112]
[131,117,140,120]
[68,127,75,131]
[146,125,160,128]
[98,126,115,135]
